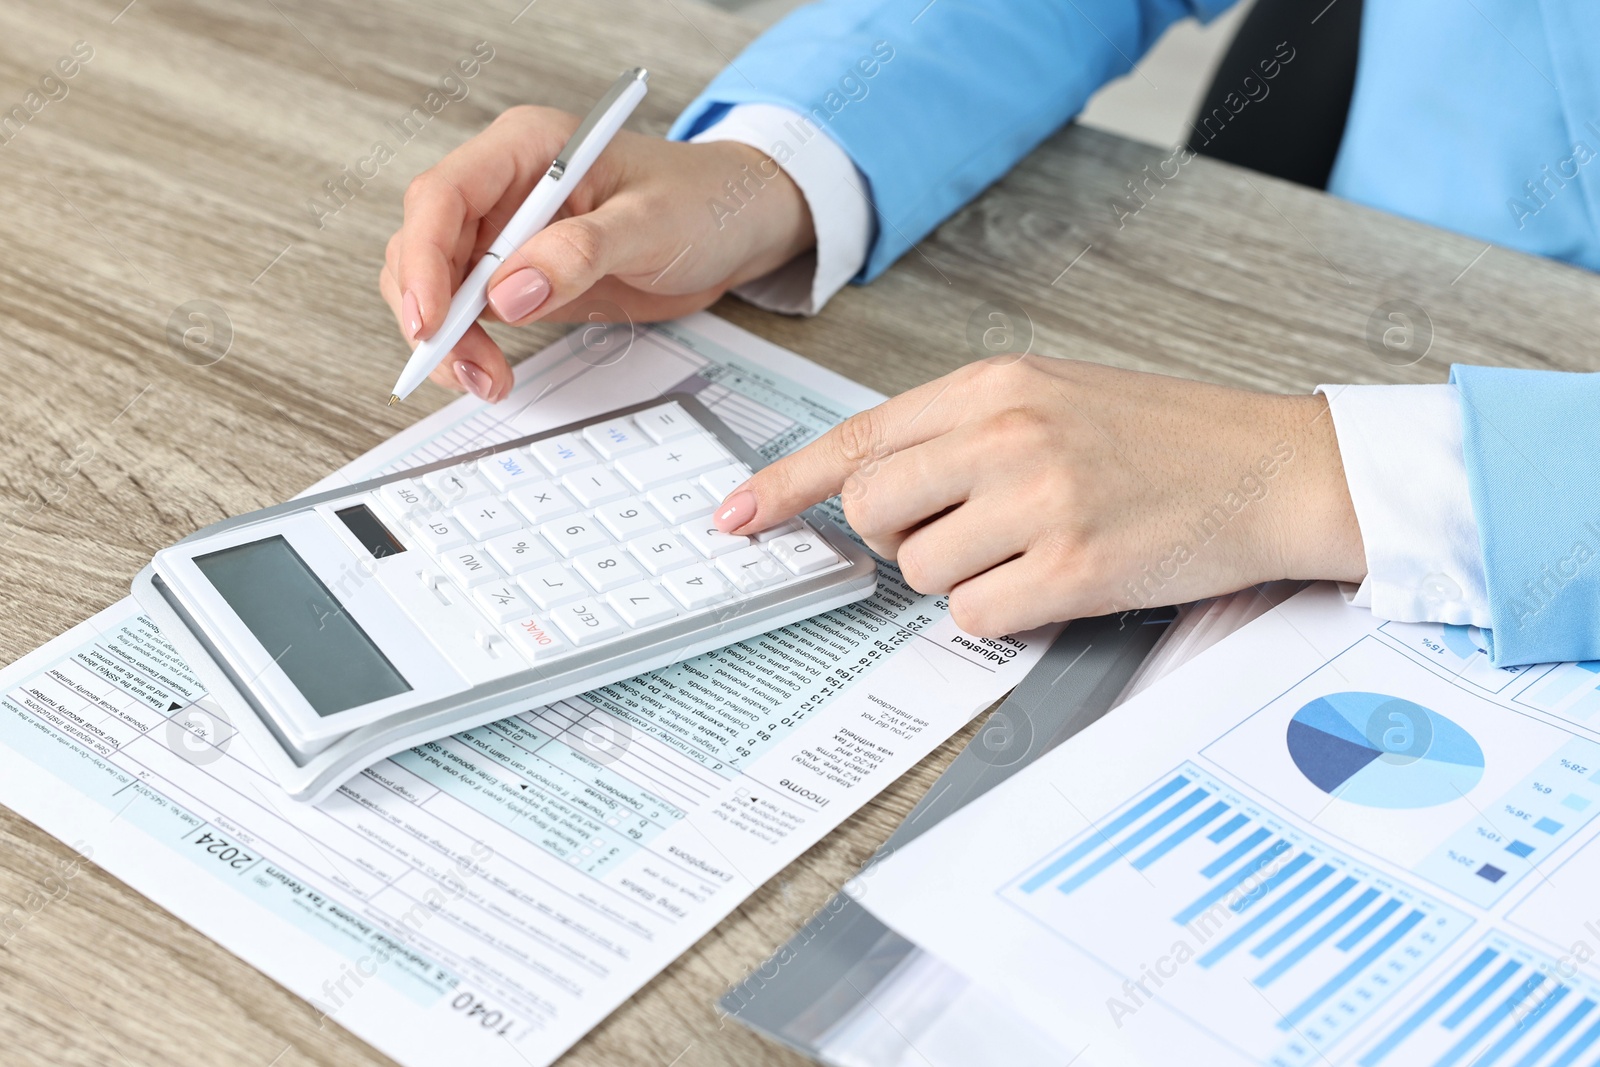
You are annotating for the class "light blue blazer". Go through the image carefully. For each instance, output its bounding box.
[670,0,1600,665]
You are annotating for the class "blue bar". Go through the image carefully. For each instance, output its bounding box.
[1133,800,1229,870]
[1203,827,1272,878]
[1545,1010,1600,1067]
[1209,812,1250,842]
[1257,887,1382,988]
[1232,852,1314,915]
[1253,876,1359,958]
[1509,996,1592,1067]
[1443,959,1523,1029]
[1200,864,1335,969]
[1358,947,1500,1066]
[1434,972,1547,1067]
[1536,817,1565,835]
[1281,910,1425,1030]
[1055,788,1211,895]
[1473,984,1567,1067]
[1019,775,1190,892]
[1175,840,1291,925]
[1339,898,1402,951]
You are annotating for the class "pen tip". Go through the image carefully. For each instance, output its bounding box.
[387,394,400,406]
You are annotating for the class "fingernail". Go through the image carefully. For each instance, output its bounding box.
[454,360,494,402]
[402,289,423,340]
[714,490,757,532]
[487,267,551,323]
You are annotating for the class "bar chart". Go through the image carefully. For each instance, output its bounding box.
[1358,933,1600,1067]
[1516,661,1600,727]
[1001,763,1469,1066]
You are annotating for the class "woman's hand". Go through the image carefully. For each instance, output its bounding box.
[713,356,1367,635]
[380,106,814,401]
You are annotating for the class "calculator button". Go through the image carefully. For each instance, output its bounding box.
[754,519,803,542]
[539,517,610,558]
[627,533,697,575]
[562,467,630,507]
[406,515,471,552]
[505,615,569,659]
[526,433,598,476]
[453,501,522,540]
[634,404,697,443]
[681,521,751,558]
[440,548,503,587]
[572,546,644,592]
[613,434,727,490]
[483,531,555,574]
[582,418,650,459]
[506,482,578,525]
[473,581,532,623]
[663,564,731,610]
[595,497,662,541]
[716,546,787,592]
[699,465,749,500]
[552,601,625,644]
[422,468,492,507]
[646,481,714,524]
[375,480,438,527]
[608,582,679,627]
[767,529,840,574]
[518,564,585,610]
[479,451,546,492]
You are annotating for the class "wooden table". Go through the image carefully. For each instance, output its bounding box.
[2,0,1596,1064]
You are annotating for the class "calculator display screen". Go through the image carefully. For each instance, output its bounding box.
[194,536,411,716]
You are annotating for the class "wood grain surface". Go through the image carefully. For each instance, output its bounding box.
[2,1,1598,1065]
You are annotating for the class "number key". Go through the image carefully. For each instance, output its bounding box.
[572,546,645,592]
[626,533,696,575]
[663,564,731,610]
[540,517,610,557]
[646,480,713,524]
[596,497,662,540]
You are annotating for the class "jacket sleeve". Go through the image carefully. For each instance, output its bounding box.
[668,0,1236,280]
[1452,364,1600,665]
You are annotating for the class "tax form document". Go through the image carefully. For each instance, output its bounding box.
[850,583,1600,1067]
[0,313,1054,1067]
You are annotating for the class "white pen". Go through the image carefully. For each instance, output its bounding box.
[388,67,649,404]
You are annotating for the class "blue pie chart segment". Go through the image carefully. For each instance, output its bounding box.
[1286,691,1484,808]
[1442,624,1488,660]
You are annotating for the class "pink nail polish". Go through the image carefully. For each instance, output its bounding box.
[714,490,757,532]
[487,267,552,323]
[402,289,423,340]
[454,360,494,402]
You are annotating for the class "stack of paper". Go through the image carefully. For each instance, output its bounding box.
[0,314,1057,1067]
[842,584,1600,1067]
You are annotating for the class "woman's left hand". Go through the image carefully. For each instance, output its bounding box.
[711,355,1367,635]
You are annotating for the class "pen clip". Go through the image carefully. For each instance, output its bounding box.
[547,67,649,180]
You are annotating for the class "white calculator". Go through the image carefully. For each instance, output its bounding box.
[131,394,876,802]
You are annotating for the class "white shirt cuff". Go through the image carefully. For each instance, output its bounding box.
[1317,383,1491,626]
[689,103,871,316]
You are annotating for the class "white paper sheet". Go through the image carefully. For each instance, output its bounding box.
[0,313,1056,1067]
[851,583,1600,1067]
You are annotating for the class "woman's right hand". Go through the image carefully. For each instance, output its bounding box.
[379,105,816,402]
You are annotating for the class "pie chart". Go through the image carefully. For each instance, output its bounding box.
[1442,624,1489,661]
[1286,691,1484,808]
